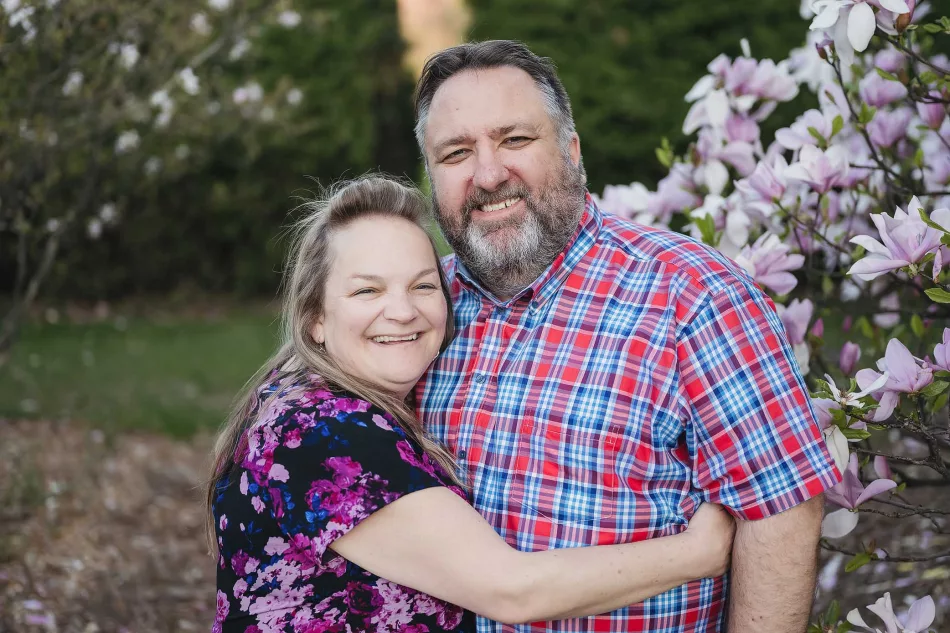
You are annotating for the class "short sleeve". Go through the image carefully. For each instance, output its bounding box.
[256,399,453,559]
[675,281,841,520]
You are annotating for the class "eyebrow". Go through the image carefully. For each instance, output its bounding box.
[432,122,542,156]
[350,268,438,283]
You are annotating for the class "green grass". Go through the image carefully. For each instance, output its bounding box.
[0,311,280,438]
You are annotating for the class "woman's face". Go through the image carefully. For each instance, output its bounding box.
[312,215,448,399]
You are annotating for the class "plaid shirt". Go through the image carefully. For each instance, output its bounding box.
[416,194,840,633]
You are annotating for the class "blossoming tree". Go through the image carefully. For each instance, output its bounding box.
[596,1,949,629]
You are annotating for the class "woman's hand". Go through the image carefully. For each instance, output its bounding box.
[684,502,736,578]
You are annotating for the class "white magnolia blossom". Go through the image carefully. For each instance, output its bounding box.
[178,67,200,96]
[809,0,911,65]
[207,0,231,10]
[286,88,303,106]
[62,71,84,96]
[87,218,103,239]
[229,38,251,61]
[144,156,163,176]
[277,10,301,28]
[233,82,263,105]
[45,218,61,233]
[119,44,139,69]
[99,203,117,223]
[114,130,140,154]
[190,12,211,36]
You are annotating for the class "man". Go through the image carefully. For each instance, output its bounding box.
[414,40,840,633]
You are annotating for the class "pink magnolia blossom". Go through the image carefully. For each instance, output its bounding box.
[595,182,652,220]
[647,164,702,223]
[873,46,906,73]
[848,196,950,280]
[867,107,914,148]
[735,154,788,203]
[779,298,814,345]
[776,109,835,149]
[858,72,908,106]
[825,453,897,510]
[735,233,805,295]
[840,341,862,374]
[934,247,944,280]
[785,144,850,194]
[932,327,950,371]
[856,338,934,420]
[916,91,947,130]
[725,114,760,144]
[848,592,935,633]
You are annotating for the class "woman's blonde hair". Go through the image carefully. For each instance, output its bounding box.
[205,175,459,550]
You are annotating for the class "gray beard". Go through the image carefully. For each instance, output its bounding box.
[433,159,587,299]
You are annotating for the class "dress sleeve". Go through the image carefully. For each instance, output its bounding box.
[252,398,455,560]
[675,281,841,520]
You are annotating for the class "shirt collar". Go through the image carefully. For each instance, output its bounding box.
[453,192,603,311]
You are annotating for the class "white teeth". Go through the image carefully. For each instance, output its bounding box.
[373,333,418,343]
[480,197,521,213]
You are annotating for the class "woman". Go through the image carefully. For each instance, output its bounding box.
[207,176,735,633]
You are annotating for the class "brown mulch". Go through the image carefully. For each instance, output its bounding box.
[1,418,947,632]
[0,419,216,633]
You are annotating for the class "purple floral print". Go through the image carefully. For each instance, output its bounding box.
[211,373,472,633]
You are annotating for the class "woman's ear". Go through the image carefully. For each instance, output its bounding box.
[310,317,325,345]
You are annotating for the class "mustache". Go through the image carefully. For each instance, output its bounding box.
[461,184,531,216]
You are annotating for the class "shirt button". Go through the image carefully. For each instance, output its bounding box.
[473,373,486,384]
[458,449,467,459]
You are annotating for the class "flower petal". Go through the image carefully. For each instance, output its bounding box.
[903,595,936,632]
[821,508,859,538]
[878,0,910,13]
[848,2,877,52]
[855,478,897,506]
[811,2,845,29]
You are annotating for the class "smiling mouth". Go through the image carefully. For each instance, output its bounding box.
[479,197,522,213]
[372,333,419,344]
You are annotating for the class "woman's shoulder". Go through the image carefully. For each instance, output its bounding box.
[250,373,404,440]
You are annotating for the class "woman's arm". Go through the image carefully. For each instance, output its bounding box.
[330,487,733,624]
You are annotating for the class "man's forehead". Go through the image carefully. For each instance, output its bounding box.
[425,67,550,145]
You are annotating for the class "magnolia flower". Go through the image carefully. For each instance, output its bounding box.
[647,164,701,223]
[809,0,911,66]
[867,107,914,148]
[848,592,935,633]
[62,70,83,96]
[848,196,950,280]
[916,91,947,130]
[840,341,862,374]
[932,327,950,371]
[596,182,652,221]
[874,46,907,73]
[856,338,934,420]
[785,144,850,194]
[178,67,200,96]
[778,299,814,373]
[725,114,760,144]
[826,453,897,510]
[735,233,805,295]
[114,130,140,154]
[825,371,889,409]
[735,154,788,203]
[858,72,908,107]
[776,109,836,149]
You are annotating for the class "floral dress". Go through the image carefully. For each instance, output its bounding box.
[211,374,475,633]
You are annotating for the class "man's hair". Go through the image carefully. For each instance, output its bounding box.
[414,40,577,153]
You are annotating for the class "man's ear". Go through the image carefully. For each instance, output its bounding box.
[569,133,581,168]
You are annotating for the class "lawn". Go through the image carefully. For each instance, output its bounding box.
[0,310,280,438]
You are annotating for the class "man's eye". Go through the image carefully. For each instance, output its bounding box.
[505,136,532,146]
[441,149,468,163]
[416,283,438,291]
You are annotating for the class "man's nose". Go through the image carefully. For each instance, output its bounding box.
[472,149,509,192]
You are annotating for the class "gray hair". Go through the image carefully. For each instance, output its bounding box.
[414,40,577,154]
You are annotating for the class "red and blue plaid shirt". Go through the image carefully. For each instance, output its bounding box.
[416,194,840,633]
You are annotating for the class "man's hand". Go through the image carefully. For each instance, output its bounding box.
[727,494,825,632]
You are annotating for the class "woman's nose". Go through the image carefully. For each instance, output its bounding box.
[383,292,417,322]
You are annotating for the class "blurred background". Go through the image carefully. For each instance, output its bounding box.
[0,1,825,630]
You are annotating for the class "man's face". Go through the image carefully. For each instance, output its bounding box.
[422,66,586,297]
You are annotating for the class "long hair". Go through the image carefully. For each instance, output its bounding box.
[205,175,459,551]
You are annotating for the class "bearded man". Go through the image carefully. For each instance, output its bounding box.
[414,40,840,633]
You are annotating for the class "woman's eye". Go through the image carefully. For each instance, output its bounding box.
[353,288,378,296]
